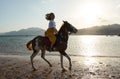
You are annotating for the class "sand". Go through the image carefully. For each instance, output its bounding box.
[0,54,120,79]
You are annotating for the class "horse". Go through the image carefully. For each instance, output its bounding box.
[26,21,78,71]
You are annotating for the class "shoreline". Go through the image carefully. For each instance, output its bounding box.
[1,53,120,58]
[0,54,120,79]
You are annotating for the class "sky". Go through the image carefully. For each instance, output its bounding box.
[0,0,120,33]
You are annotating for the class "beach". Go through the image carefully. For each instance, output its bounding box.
[0,55,120,79]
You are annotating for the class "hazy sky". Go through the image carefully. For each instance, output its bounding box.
[0,0,120,33]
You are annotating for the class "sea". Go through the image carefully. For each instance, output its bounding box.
[0,35,120,57]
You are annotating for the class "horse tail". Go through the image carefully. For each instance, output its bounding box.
[26,40,33,50]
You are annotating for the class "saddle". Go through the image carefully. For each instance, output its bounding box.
[43,36,60,51]
[43,37,51,46]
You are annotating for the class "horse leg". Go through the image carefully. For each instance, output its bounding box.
[60,51,72,70]
[30,50,39,71]
[60,54,66,72]
[41,49,52,67]
[60,54,64,69]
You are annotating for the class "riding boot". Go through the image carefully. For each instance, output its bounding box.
[50,43,54,52]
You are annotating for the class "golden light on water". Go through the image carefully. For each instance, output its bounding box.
[80,36,98,56]
[84,57,97,66]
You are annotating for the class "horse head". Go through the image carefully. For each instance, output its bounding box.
[63,21,78,34]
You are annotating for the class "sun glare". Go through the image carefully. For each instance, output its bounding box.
[74,1,104,28]
[80,36,98,56]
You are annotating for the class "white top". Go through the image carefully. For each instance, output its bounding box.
[49,20,56,28]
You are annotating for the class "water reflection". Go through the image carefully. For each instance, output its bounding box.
[79,35,99,56]
[84,57,96,66]
[68,35,120,56]
[79,36,98,68]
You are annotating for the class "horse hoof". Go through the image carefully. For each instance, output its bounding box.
[62,68,67,72]
[33,68,37,71]
[69,67,72,71]
[49,65,52,67]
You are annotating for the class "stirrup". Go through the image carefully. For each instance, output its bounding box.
[49,47,52,52]
[49,46,56,52]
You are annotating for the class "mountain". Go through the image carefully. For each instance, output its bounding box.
[77,24,120,35]
[1,24,120,36]
[1,27,45,35]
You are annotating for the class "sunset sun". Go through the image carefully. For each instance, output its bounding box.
[74,1,104,28]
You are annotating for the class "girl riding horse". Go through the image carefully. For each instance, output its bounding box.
[26,20,78,71]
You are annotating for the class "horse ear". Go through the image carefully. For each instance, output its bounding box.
[63,20,65,23]
[63,20,67,23]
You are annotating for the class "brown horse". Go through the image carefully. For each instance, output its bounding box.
[26,21,78,71]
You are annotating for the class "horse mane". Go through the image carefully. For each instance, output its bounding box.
[58,23,67,35]
[57,22,68,42]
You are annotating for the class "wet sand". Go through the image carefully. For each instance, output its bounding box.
[0,55,120,79]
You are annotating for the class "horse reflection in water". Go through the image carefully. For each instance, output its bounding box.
[26,21,78,71]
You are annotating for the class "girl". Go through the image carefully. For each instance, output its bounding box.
[45,13,57,51]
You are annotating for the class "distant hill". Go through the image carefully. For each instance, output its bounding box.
[1,27,45,35]
[1,24,120,36]
[77,24,120,35]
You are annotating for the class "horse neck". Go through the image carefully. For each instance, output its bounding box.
[58,25,69,42]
